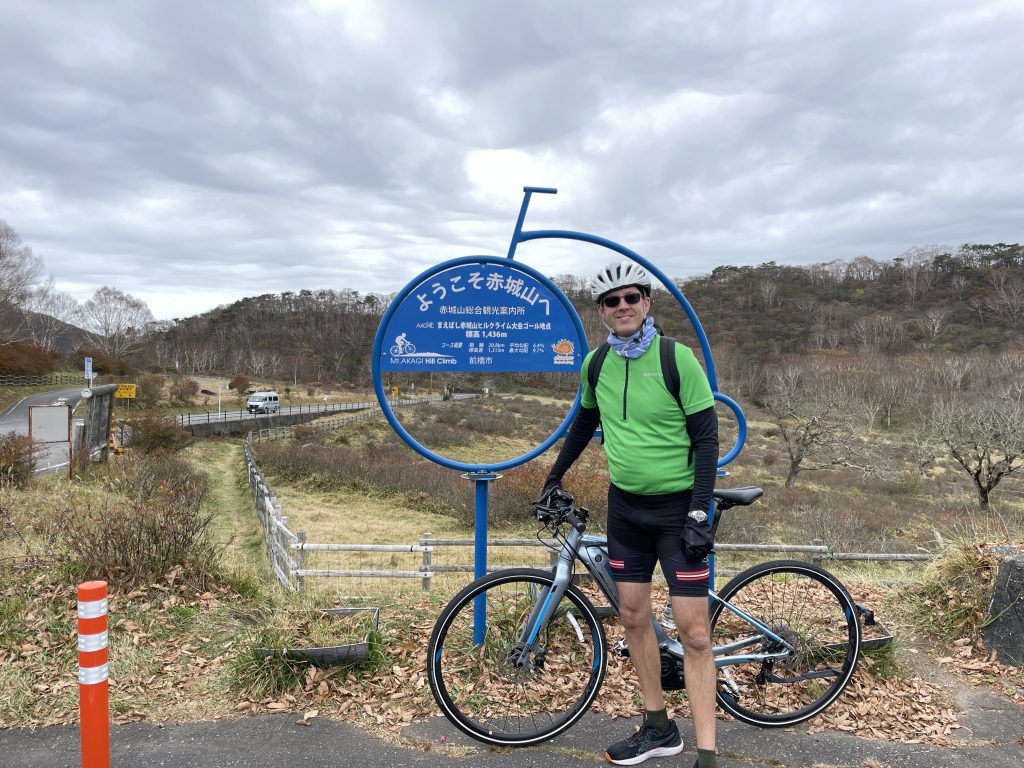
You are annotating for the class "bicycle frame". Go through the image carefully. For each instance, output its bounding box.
[508,524,798,672]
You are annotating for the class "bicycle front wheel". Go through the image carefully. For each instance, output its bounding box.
[427,568,607,746]
[711,560,860,727]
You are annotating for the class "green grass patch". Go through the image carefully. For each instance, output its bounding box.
[901,533,1002,643]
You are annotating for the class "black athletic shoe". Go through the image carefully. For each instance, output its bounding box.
[604,720,683,765]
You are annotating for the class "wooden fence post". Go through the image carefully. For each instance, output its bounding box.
[421,532,432,591]
[296,531,306,593]
[811,539,824,566]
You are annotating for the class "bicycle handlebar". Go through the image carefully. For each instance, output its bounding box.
[533,489,588,531]
[534,485,764,533]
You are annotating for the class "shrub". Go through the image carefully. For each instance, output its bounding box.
[884,470,922,496]
[0,342,57,375]
[137,374,164,406]
[0,432,35,488]
[168,376,200,403]
[292,425,325,445]
[229,374,250,392]
[127,411,193,454]
[60,454,219,588]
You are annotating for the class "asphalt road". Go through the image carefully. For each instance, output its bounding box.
[2,704,1023,768]
[0,387,84,474]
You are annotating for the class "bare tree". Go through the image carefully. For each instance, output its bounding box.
[759,279,780,310]
[928,396,1024,511]
[0,219,44,342]
[845,255,884,281]
[77,286,155,357]
[879,370,922,430]
[984,269,1024,327]
[762,365,862,488]
[918,308,948,341]
[849,313,905,353]
[20,277,80,351]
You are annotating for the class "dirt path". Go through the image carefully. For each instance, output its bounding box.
[185,439,266,573]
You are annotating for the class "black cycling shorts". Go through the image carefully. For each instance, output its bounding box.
[606,483,710,597]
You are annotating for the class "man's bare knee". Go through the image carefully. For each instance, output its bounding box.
[618,602,651,632]
[678,624,712,654]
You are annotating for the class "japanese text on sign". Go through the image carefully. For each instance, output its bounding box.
[380,263,582,373]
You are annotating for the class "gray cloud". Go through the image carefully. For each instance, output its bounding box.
[1,0,1021,320]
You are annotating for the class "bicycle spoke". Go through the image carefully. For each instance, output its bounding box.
[712,562,859,726]
[428,570,606,745]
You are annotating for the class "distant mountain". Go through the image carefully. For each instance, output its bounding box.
[149,244,1023,387]
[0,304,90,355]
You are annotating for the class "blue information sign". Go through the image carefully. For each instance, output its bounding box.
[379,262,583,373]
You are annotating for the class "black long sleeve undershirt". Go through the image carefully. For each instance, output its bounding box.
[686,405,719,515]
[544,406,600,490]
[544,404,719,513]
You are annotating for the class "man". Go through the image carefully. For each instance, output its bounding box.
[541,260,719,768]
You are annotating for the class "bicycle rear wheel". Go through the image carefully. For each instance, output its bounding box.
[711,560,860,727]
[427,568,607,746]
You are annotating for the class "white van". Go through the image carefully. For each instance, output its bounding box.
[246,391,280,414]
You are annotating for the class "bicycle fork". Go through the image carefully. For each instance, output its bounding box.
[506,544,579,670]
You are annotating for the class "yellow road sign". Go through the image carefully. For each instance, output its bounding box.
[115,383,137,399]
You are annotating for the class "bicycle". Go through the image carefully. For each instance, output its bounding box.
[426,486,866,747]
[390,341,416,355]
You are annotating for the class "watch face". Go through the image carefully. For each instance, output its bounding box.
[688,510,707,523]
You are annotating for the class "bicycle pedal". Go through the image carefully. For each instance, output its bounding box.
[614,638,631,658]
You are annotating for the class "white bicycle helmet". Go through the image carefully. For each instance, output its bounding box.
[590,260,653,302]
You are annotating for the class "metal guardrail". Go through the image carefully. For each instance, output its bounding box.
[178,394,449,427]
[0,373,88,386]
[176,400,377,426]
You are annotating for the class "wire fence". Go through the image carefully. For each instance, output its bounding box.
[235,390,948,597]
[0,373,88,386]
[243,410,937,599]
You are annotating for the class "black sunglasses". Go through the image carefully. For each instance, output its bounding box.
[601,291,644,309]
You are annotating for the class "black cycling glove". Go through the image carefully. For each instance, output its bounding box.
[537,478,563,505]
[682,510,714,562]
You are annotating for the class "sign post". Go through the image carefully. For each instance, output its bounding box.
[114,383,135,417]
[84,357,93,385]
[374,256,588,641]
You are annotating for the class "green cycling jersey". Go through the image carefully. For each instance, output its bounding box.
[581,337,714,495]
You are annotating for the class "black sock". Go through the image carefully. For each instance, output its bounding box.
[644,708,670,731]
[695,747,716,768]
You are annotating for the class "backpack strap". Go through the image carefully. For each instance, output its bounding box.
[659,336,694,467]
[658,336,684,411]
[586,342,612,396]
[586,343,611,444]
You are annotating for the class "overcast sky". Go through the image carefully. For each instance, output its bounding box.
[2,1,1022,321]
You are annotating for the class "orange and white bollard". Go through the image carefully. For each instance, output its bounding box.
[77,581,110,768]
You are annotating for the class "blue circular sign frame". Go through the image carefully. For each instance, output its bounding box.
[372,255,589,473]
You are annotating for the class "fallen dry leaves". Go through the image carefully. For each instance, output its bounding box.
[2,567,1021,750]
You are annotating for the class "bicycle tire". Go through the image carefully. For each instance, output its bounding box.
[427,568,607,746]
[710,559,861,727]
